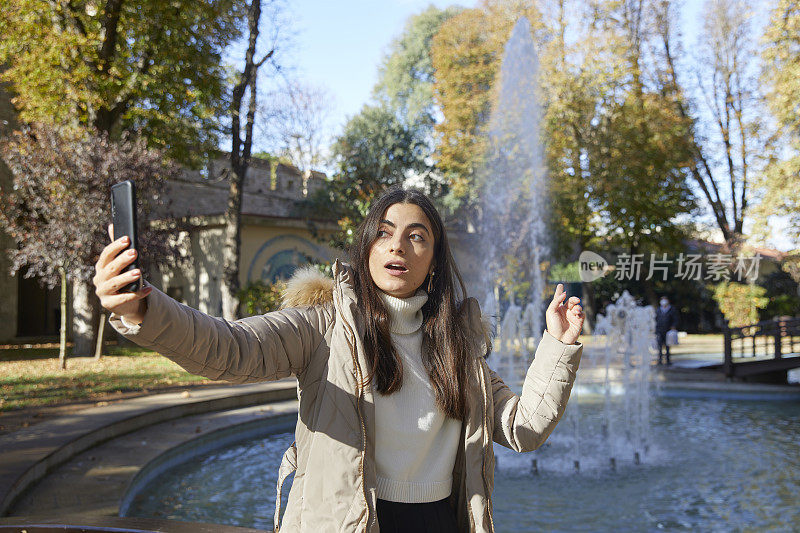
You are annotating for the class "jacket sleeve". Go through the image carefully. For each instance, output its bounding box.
[108,281,333,384]
[488,329,583,452]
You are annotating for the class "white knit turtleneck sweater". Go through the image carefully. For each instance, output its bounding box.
[374,288,461,503]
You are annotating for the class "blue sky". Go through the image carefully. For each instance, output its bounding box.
[275,0,473,135]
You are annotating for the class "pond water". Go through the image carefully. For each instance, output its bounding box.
[124,397,800,531]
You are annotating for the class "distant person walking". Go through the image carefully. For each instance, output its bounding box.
[655,296,679,365]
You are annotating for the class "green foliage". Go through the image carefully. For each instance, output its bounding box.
[0,0,243,165]
[761,0,800,138]
[305,104,430,249]
[548,261,581,283]
[496,254,533,306]
[756,0,800,247]
[586,92,698,252]
[303,104,420,248]
[333,105,427,188]
[431,3,524,201]
[237,279,285,316]
[713,281,769,328]
[758,269,800,320]
[237,262,334,316]
[375,5,461,128]
[430,0,697,262]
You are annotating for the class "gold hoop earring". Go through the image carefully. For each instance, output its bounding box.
[427,270,435,293]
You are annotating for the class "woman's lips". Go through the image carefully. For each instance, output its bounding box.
[385,265,408,276]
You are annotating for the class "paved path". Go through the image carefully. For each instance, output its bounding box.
[0,379,298,521]
[8,400,298,519]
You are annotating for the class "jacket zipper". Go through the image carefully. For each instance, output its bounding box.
[478,361,495,532]
[343,316,370,531]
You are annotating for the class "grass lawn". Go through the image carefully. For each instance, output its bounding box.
[0,345,219,412]
[0,333,730,413]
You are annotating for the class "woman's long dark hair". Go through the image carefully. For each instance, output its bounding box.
[347,186,472,421]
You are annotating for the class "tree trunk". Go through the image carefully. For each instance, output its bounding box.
[59,266,68,370]
[94,312,106,359]
[580,280,595,334]
[221,168,243,320]
[220,0,271,321]
[632,241,659,307]
[72,278,95,356]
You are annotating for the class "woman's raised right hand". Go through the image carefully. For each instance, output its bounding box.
[93,223,152,324]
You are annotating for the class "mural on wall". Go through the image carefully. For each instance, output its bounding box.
[247,235,333,284]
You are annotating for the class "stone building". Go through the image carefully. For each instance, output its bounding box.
[145,157,343,316]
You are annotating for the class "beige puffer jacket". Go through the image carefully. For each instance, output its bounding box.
[109,258,583,532]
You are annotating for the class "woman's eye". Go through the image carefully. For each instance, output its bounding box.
[377,230,389,237]
[410,234,424,241]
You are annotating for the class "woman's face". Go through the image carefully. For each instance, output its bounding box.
[368,202,436,299]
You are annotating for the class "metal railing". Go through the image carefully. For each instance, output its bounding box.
[723,317,800,378]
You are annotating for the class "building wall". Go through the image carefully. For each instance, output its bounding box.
[160,158,328,221]
[150,218,342,317]
[145,157,341,317]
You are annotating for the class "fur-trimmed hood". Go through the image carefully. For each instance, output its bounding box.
[280,264,336,308]
[279,263,494,354]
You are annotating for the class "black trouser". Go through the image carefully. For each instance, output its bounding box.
[656,330,670,364]
[376,497,459,533]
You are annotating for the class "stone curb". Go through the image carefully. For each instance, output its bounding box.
[119,406,298,519]
[8,400,299,530]
[652,379,800,401]
[0,379,298,517]
[0,514,267,532]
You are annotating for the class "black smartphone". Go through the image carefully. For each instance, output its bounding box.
[110,180,141,292]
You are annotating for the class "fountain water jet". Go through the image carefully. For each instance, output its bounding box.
[476,18,658,475]
[477,16,549,383]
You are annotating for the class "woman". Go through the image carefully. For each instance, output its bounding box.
[93,186,584,532]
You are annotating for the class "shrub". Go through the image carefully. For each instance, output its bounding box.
[712,281,769,328]
[238,280,286,317]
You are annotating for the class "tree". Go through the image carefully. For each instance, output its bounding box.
[656,0,769,255]
[374,4,462,198]
[258,80,333,173]
[431,0,697,310]
[539,0,605,257]
[0,0,244,353]
[760,0,800,139]
[582,0,698,305]
[0,124,183,366]
[713,280,768,328]
[220,0,281,320]
[754,0,800,247]
[0,0,242,165]
[237,279,285,316]
[302,104,427,250]
[431,1,544,210]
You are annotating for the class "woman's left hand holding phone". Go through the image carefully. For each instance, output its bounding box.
[93,223,152,325]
